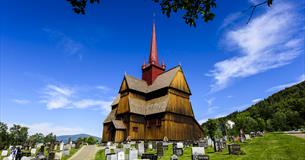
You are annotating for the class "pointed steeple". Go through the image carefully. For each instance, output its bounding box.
[149,23,158,65]
[142,23,165,85]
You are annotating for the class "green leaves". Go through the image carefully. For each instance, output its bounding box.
[155,0,217,27]
[67,0,100,15]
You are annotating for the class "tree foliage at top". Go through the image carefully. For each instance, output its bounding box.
[67,0,273,27]
[202,81,305,135]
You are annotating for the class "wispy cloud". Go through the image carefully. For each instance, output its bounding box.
[43,28,84,60]
[12,99,30,105]
[209,2,304,92]
[266,74,305,92]
[252,98,262,104]
[40,84,113,111]
[205,97,219,114]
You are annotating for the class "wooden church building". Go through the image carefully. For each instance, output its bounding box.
[102,24,204,142]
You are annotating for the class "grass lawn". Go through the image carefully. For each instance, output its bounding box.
[62,147,80,160]
[95,133,305,160]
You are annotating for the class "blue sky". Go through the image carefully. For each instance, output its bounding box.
[1,0,304,137]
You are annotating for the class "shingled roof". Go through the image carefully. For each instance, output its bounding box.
[124,66,181,93]
[111,94,120,106]
[112,120,126,129]
[128,95,168,115]
[103,108,117,123]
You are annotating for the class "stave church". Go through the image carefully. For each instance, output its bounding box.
[102,23,204,142]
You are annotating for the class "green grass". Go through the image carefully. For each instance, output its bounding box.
[95,149,106,160]
[94,133,305,160]
[61,147,80,160]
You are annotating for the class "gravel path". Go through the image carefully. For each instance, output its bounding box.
[288,133,305,139]
[69,145,102,160]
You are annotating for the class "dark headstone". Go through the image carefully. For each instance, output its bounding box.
[192,155,209,160]
[156,142,164,157]
[152,141,157,149]
[141,153,158,160]
[174,148,183,156]
[228,144,241,155]
[48,152,55,160]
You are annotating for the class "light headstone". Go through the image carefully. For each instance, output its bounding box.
[30,148,36,156]
[129,149,138,160]
[192,147,206,160]
[59,142,64,151]
[117,151,125,160]
[1,150,8,156]
[138,143,145,156]
[177,142,183,149]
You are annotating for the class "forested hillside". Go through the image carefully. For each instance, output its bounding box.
[202,81,305,135]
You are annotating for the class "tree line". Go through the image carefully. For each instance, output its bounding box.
[0,122,56,149]
[202,81,305,137]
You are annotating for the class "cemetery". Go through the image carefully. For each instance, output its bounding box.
[94,132,305,160]
[0,136,83,160]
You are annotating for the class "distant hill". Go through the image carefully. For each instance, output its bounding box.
[57,134,101,143]
[202,81,305,132]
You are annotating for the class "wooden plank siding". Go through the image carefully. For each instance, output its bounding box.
[117,94,129,114]
[170,70,191,94]
[114,130,125,142]
[167,93,194,117]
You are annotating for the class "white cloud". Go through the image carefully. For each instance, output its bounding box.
[266,74,305,92]
[73,99,111,112]
[40,84,113,111]
[43,28,84,59]
[209,2,304,91]
[252,98,262,103]
[12,99,30,104]
[41,84,74,109]
[96,85,110,92]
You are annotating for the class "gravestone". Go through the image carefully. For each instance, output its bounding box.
[141,153,158,160]
[171,154,178,160]
[207,138,213,146]
[148,143,153,149]
[156,142,164,157]
[214,140,222,152]
[110,154,117,160]
[48,152,55,160]
[138,143,145,156]
[21,157,32,160]
[144,142,148,150]
[163,142,169,150]
[104,149,111,156]
[1,150,8,157]
[194,155,209,160]
[54,152,62,160]
[177,142,183,149]
[117,151,125,160]
[59,142,64,151]
[173,147,183,156]
[152,141,157,149]
[228,144,241,155]
[192,147,206,160]
[198,140,208,148]
[129,149,138,160]
[62,149,70,156]
[245,134,251,140]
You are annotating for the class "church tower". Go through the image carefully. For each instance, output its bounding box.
[142,23,166,85]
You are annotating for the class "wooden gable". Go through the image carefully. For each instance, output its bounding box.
[119,78,128,93]
[117,94,130,114]
[170,68,191,94]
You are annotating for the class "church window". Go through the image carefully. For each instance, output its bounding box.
[133,127,138,132]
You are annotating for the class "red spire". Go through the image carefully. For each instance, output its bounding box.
[149,23,158,65]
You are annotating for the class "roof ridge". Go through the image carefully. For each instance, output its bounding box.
[158,65,180,76]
